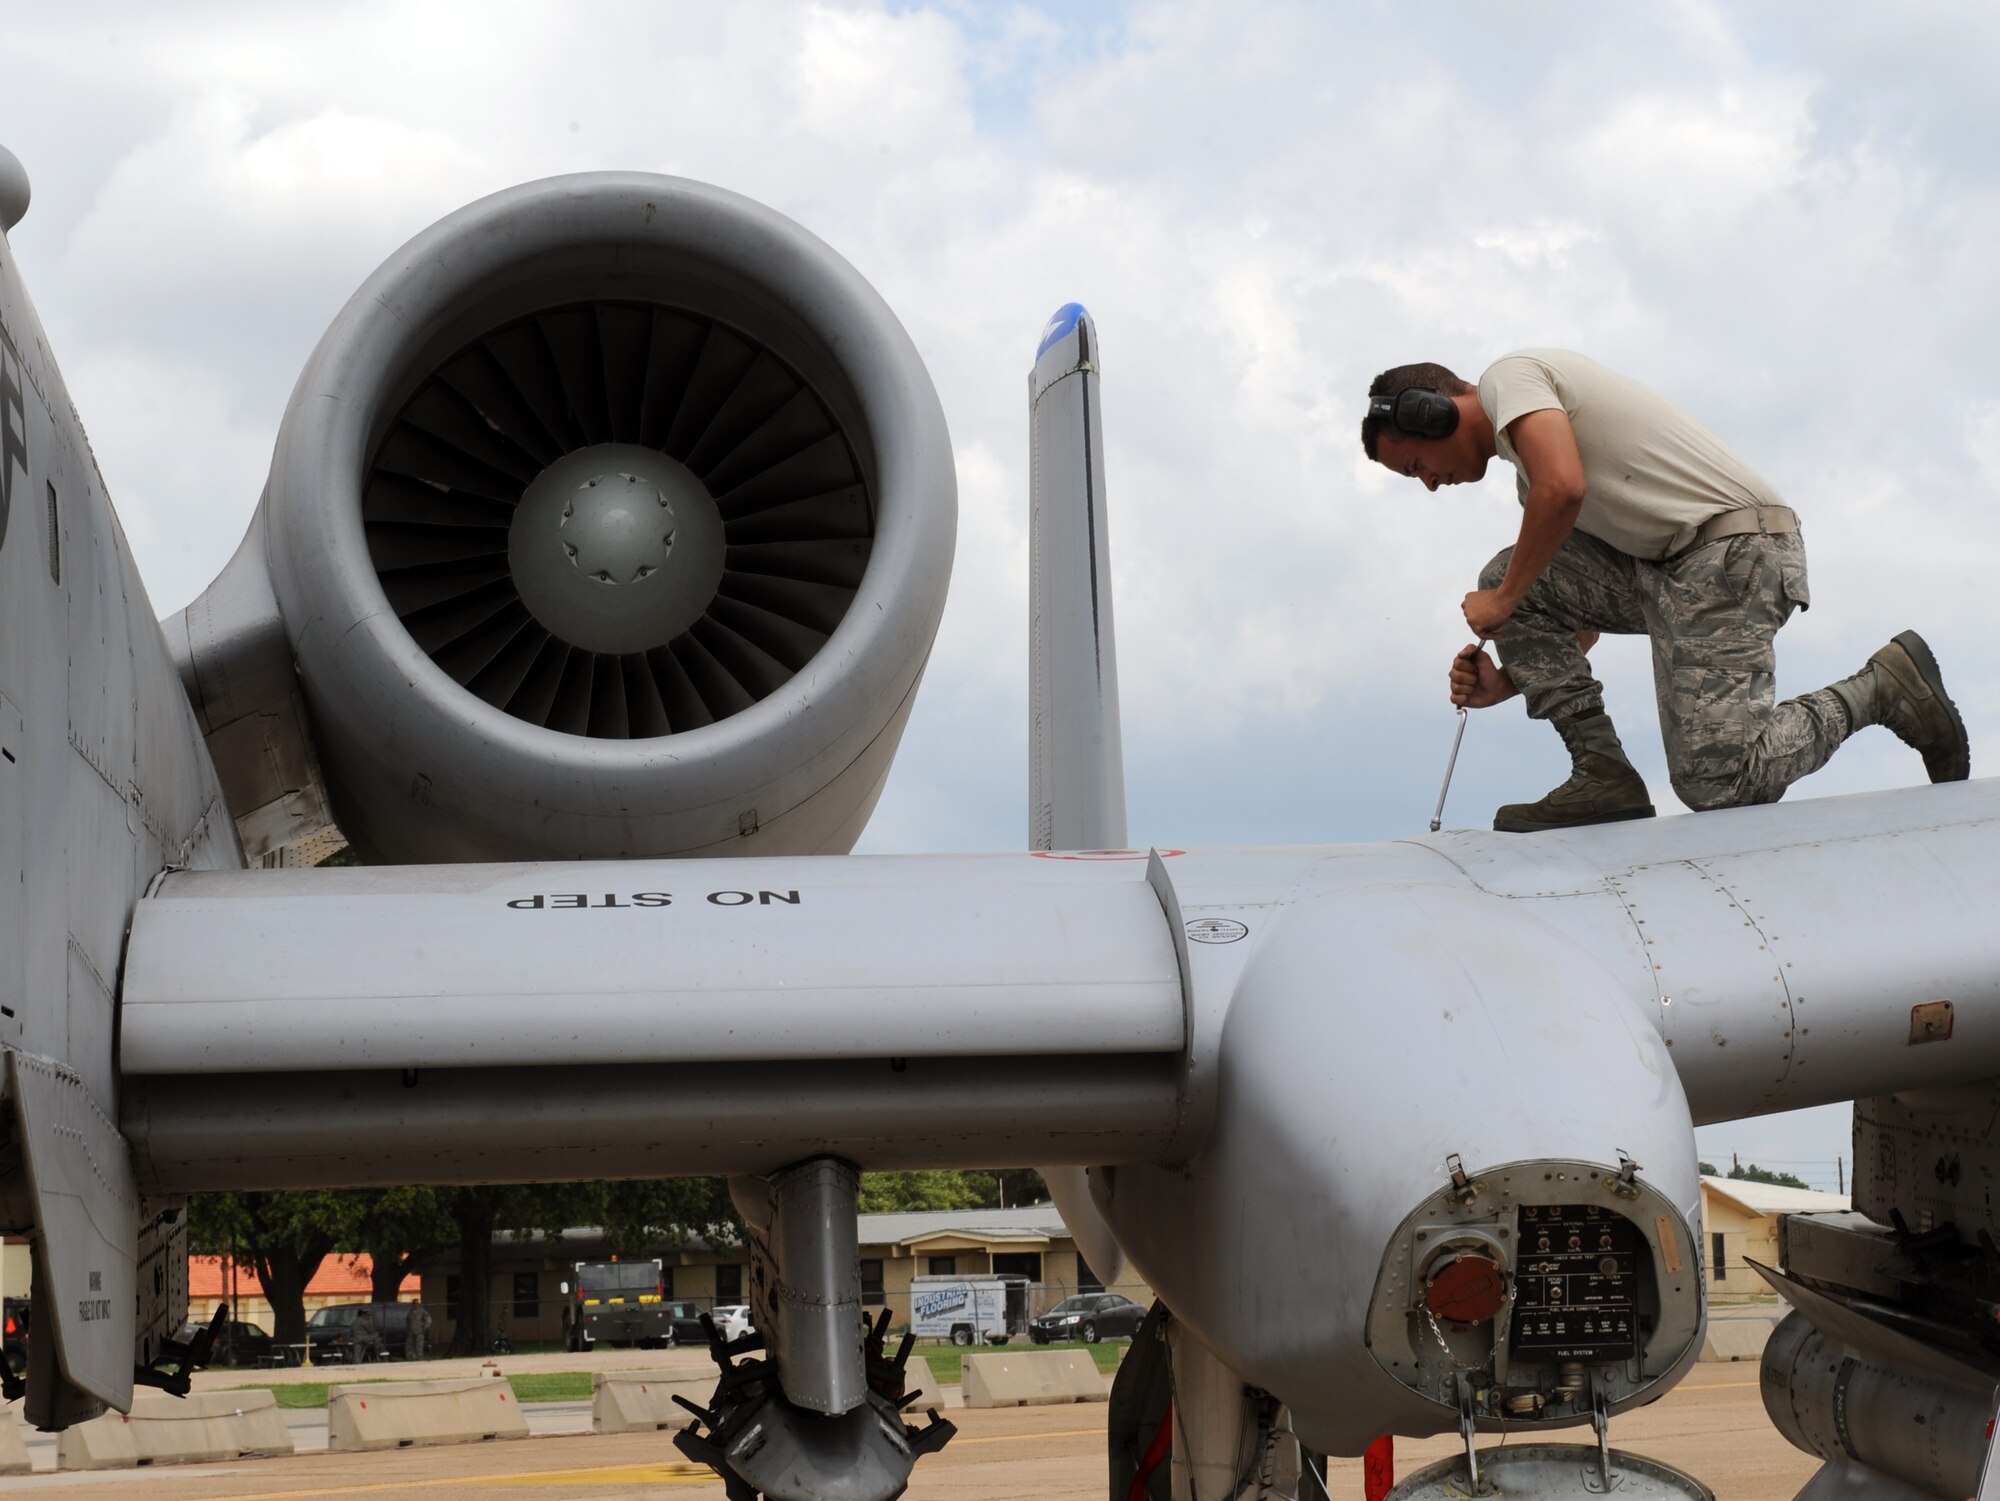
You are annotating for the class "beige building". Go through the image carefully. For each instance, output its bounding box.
[425,1203,1154,1347]
[1700,1175,1848,1295]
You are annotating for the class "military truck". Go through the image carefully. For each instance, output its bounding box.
[564,1259,672,1350]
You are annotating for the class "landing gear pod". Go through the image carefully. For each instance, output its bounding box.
[1364,1157,1704,1431]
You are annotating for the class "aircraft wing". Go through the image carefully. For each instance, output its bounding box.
[119,851,1198,1191]
[119,779,2000,1200]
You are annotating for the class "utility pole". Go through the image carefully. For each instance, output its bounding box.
[1838,1156,1845,1194]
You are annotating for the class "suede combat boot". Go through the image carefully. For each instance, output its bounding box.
[1829,630,1971,783]
[1493,710,1657,833]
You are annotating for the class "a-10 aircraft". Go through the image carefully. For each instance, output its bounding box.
[0,145,1997,1501]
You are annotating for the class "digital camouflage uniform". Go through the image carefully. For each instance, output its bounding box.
[1480,528,1850,812]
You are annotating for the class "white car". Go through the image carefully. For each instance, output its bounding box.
[711,1305,755,1342]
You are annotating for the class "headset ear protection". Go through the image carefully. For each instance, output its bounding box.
[1368,387,1460,440]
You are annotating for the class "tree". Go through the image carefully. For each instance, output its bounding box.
[350,1188,455,1303]
[977,1170,1049,1209]
[443,1183,603,1356]
[1698,1161,1719,1176]
[857,1169,1052,1213]
[1729,1163,1810,1190]
[598,1179,741,1256]
[859,1172,988,1214]
[188,1191,355,1344]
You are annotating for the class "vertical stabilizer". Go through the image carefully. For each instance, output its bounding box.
[1029,303,1128,851]
[1029,303,1132,1288]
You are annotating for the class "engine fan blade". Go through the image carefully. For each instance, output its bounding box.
[711,432,860,521]
[373,425,526,505]
[587,653,631,739]
[363,474,515,531]
[706,595,830,672]
[722,486,871,541]
[664,325,759,460]
[717,572,856,636]
[438,345,566,467]
[366,523,511,573]
[692,615,796,705]
[486,323,584,453]
[683,354,805,477]
[395,383,541,487]
[596,304,655,445]
[726,540,869,591]
[637,311,712,452]
[537,307,613,449]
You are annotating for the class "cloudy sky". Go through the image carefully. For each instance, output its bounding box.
[7,1,1995,1187]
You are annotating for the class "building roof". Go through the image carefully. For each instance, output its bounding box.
[855,1203,1071,1247]
[440,1201,1080,1267]
[1700,1175,1849,1217]
[190,1253,418,1301]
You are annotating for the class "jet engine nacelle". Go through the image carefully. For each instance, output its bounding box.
[171,174,955,863]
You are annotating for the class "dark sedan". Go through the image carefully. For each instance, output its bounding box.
[1028,1293,1145,1344]
[171,1317,278,1368]
[664,1300,709,1346]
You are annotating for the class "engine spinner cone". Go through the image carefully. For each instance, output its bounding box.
[508,443,725,655]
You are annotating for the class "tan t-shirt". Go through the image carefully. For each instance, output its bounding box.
[1478,350,1787,560]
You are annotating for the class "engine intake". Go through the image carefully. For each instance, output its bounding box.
[171,174,954,864]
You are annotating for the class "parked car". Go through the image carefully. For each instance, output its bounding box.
[711,1304,756,1343]
[2,1296,27,1374]
[1028,1292,1145,1344]
[306,1302,413,1362]
[664,1300,709,1346]
[170,1316,277,1368]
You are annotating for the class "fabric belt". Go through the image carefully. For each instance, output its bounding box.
[1670,503,1800,560]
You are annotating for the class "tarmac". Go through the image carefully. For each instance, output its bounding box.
[5,1353,1818,1500]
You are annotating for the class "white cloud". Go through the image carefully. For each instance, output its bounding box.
[3,0,1995,1175]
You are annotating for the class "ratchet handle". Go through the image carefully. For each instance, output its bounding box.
[1429,707,1469,833]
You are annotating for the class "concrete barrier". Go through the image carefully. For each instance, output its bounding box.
[591,1368,715,1434]
[328,1375,529,1451]
[58,1389,294,1470]
[903,1355,960,1411]
[0,1404,29,1476]
[962,1349,1108,1408]
[1700,1314,1778,1362]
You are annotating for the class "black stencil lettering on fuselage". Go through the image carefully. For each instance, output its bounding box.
[0,318,24,555]
[503,890,803,910]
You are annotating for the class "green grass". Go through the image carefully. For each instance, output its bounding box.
[228,1344,1126,1408]
[915,1339,1125,1386]
[506,1372,593,1403]
[232,1372,593,1410]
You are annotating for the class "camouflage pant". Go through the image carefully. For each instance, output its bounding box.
[1479,529,1848,811]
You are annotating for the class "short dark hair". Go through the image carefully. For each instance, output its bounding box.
[1360,362,1474,460]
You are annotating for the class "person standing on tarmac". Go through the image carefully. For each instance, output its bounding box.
[350,1307,382,1364]
[1362,350,1970,831]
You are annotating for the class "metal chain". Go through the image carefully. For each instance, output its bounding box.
[1421,1297,1481,1374]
